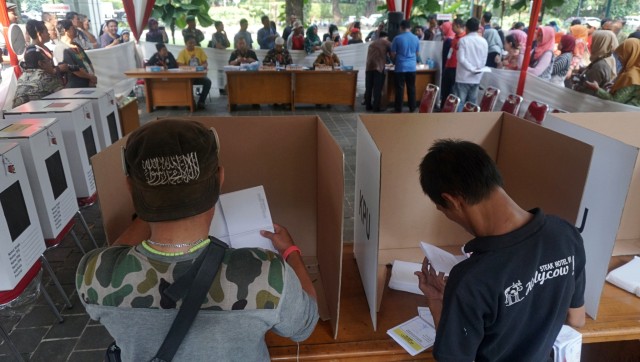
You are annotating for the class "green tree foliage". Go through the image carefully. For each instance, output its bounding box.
[151,0,214,44]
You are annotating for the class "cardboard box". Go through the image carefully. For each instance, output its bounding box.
[0,119,79,242]
[4,99,101,201]
[0,143,46,291]
[354,112,637,328]
[44,88,123,150]
[90,116,345,338]
[547,113,640,257]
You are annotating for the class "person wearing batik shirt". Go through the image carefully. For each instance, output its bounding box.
[263,37,292,66]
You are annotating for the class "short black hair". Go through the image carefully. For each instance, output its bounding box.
[400,19,411,30]
[379,31,388,38]
[483,12,492,22]
[600,18,611,27]
[105,19,117,27]
[419,139,503,208]
[466,18,480,32]
[453,18,464,27]
[57,19,73,34]
[214,21,223,27]
[21,46,47,70]
[514,22,525,29]
[571,19,582,26]
[26,20,46,39]
[261,15,269,22]
[65,11,78,21]
[505,34,518,48]
[240,18,248,25]
[184,35,196,43]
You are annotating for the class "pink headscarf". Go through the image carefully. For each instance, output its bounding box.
[510,29,528,51]
[441,22,455,40]
[534,26,556,60]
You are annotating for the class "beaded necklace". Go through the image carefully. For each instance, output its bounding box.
[142,238,211,257]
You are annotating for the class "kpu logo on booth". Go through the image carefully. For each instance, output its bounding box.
[358,190,370,240]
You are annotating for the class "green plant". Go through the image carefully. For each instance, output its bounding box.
[152,0,214,44]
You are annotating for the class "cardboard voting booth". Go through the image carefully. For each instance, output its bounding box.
[0,143,46,290]
[354,112,637,329]
[4,99,100,203]
[548,113,640,257]
[0,119,79,244]
[90,116,346,338]
[44,88,122,150]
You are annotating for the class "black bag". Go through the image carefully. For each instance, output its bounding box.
[103,239,227,362]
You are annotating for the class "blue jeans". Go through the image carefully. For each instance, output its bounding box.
[452,82,479,111]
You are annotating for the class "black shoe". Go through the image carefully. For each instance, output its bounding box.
[219,89,227,96]
[197,102,206,110]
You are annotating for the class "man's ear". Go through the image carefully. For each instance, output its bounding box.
[441,193,463,210]
[218,166,225,190]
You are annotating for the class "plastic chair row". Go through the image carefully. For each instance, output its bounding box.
[418,84,559,124]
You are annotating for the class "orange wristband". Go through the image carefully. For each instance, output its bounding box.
[282,245,301,261]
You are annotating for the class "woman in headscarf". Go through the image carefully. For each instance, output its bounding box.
[313,41,340,68]
[570,24,590,69]
[13,46,64,108]
[484,28,503,68]
[574,30,618,95]
[550,34,576,87]
[146,18,168,43]
[528,26,555,79]
[585,38,640,106]
[509,29,528,70]
[304,25,322,54]
[441,21,456,71]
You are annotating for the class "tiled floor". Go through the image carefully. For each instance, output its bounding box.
[0,91,364,361]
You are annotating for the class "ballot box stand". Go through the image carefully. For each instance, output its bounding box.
[44,88,122,150]
[0,119,99,253]
[3,99,101,207]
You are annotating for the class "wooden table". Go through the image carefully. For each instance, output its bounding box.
[117,97,140,136]
[225,71,293,111]
[293,70,358,110]
[381,68,437,110]
[266,246,640,360]
[124,68,207,113]
[225,70,358,111]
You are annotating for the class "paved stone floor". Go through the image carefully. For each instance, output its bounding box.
[0,90,366,361]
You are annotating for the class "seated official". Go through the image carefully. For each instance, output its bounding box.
[77,119,319,361]
[228,38,258,65]
[415,139,586,361]
[13,46,64,108]
[146,42,178,69]
[313,41,341,68]
[262,37,292,66]
[177,36,211,110]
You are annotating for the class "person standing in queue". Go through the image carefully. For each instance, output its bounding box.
[390,20,420,113]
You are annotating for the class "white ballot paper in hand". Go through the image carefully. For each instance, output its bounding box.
[209,186,276,252]
[420,241,466,276]
[387,308,436,356]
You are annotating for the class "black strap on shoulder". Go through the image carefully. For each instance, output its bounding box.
[150,237,228,362]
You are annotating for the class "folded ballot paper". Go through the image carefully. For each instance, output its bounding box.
[387,307,436,356]
[419,242,467,276]
[388,260,423,295]
[208,186,276,252]
[552,325,582,362]
[605,256,640,297]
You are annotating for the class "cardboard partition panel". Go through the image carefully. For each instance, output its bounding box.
[0,119,78,240]
[355,112,634,329]
[0,143,46,290]
[549,113,640,256]
[90,116,345,338]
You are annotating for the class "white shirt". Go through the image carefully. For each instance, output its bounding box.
[455,32,488,84]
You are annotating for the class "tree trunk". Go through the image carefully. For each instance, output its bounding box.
[365,1,376,17]
[286,0,304,23]
[332,0,342,25]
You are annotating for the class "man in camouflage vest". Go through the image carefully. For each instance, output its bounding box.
[76,119,318,360]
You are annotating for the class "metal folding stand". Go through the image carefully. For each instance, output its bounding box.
[75,210,100,250]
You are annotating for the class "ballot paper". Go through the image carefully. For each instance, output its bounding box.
[605,256,640,297]
[388,260,423,295]
[387,308,436,356]
[208,186,276,252]
[420,242,467,276]
[552,325,582,362]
